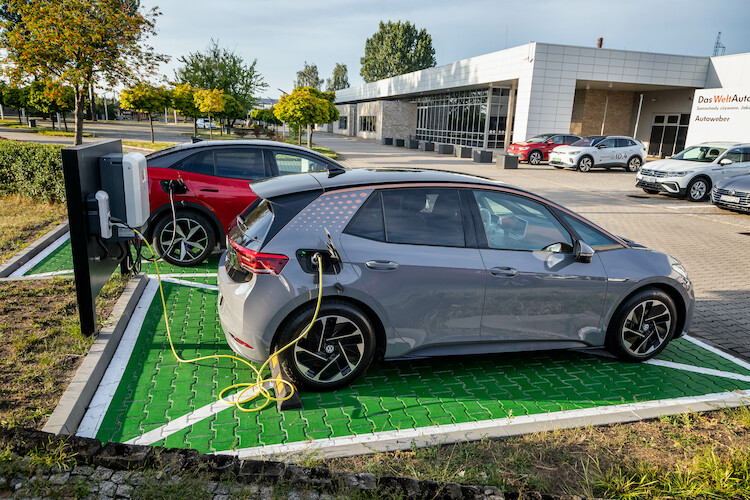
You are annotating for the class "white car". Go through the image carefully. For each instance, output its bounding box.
[636,142,750,202]
[549,136,646,172]
[196,118,218,129]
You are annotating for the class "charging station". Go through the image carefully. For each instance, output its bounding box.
[62,140,150,336]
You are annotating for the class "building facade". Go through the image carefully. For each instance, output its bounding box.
[331,42,749,157]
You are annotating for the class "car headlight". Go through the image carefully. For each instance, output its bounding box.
[669,256,691,291]
[668,171,692,177]
[517,146,529,150]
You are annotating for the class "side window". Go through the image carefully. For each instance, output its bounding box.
[742,148,750,162]
[616,138,630,148]
[273,151,328,175]
[599,138,616,148]
[214,149,266,180]
[724,149,744,163]
[551,135,566,144]
[558,211,621,250]
[343,192,385,241]
[472,190,573,252]
[173,151,215,175]
[565,136,578,144]
[381,188,465,247]
[628,139,638,147]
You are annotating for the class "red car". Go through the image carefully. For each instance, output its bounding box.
[145,140,345,266]
[507,133,582,165]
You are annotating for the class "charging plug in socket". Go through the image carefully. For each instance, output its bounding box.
[297,249,340,276]
[160,179,187,195]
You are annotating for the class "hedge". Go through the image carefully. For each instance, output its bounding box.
[0,139,65,203]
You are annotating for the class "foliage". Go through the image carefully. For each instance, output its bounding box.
[295,61,323,89]
[0,84,29,121]
[251,107,281,126]
[216,94,245,123]
[120,83,171,142]
[175,39,267,112]
[193,88,226,139]
[274,87,338,146]
[0,0,168,144]
[360,20,437,82]
[171,83,201,135]
[326,63,349,91]
[27,81,74,116]
[0,140,65,203]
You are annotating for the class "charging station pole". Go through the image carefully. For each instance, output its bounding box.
[62,140,125,336]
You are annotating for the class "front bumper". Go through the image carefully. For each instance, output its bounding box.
[507,150,527,161]
[711,190,750,212]
[635,177,686,195]
[549,154,579,169]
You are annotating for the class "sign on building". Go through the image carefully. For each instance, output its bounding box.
[685,88,750,145]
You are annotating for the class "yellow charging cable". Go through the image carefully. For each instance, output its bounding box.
[133,229,324,413]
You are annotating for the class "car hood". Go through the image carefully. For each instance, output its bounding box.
[642,158,714,172]
[552,145,590,154]
[716,173,750,190]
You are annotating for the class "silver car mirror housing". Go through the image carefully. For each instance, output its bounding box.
[575,241,595,263]
[720,158,733,165]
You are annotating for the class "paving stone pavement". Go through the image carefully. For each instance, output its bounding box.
[315,134,750,360]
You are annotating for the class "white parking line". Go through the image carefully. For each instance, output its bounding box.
[10,232,70,277]
[151,276,218,291]
[645,359,750,382]
[684,334,750,372]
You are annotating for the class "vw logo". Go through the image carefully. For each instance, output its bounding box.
[325,345,335,354]
[730,189,736,195]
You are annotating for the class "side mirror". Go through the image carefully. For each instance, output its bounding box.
[597,143,607,149]
[547,140,554,144]
[720,158,733,165]
[575,241,595,263]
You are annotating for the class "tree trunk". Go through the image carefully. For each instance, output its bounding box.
[307,124,313,148]
[193,116,198,136]
[148,114,154,143]
[297,122,302,146]
[63,113,69,132]
[89,84,97,122]
[74,89,85,145]
[208,112,213,139]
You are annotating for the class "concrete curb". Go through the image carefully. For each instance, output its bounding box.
[43,274,149,436]
[0,221,69,278]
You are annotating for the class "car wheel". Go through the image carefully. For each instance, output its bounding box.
[626,156,642,172]
[278,301,376,391]
[642,188,659,195]
[686,177,710,202]
[528,150,543,165]
[577,156,593,172]
[152,212,216,267]
[606,288,677,362]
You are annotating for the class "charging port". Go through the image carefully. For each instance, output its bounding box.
[296,249,340,275]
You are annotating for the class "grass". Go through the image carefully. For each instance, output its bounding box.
[122,139,179,151]
[0,195,67,265]
[323,405,750,499]
[0,122,95,137]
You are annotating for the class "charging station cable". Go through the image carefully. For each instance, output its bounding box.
[130,227,324,413]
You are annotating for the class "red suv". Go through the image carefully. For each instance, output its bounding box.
[507,133,582,165]
[146,140,345,266]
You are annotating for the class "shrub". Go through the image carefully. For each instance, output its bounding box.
[0,140,65,203]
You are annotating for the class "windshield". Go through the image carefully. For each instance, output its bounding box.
[671,145,727,162]
[526,134,554,143]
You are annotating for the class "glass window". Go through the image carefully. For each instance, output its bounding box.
[214,149,266,180]
[338,116,348,130]
[381,188,464,247]
[724,149,744,163]
[667,115,679,124]
[359,116,376,132]
[672,145,727,162]
[654,115,665,124]
[344,192,384,241]
[680,113,690,125]
[472,190,573,252]
[551,135,567,144]
[628,139,638,146]
[566,136,580,144]
[558,212,620,250]
[615,138,630,148]
[273,151,328,176]
[174,151,215,175]
[741,148,750,162]
[598,138,617,148]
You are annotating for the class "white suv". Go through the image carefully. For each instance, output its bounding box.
[636,142,750,202]
[549,136,646,172]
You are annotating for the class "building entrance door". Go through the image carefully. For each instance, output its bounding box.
[648,113,690,158]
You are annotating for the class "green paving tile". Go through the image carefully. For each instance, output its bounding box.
[92,274,750,454]
[28,238,73,275]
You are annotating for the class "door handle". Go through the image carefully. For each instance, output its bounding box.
[490,266,518,277]
[365,260,399,271]
[200,188,219,192]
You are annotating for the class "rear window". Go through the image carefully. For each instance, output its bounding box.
[232,199,274,251]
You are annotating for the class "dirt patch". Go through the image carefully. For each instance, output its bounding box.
[0,195,66,265]
[0,275,127,429]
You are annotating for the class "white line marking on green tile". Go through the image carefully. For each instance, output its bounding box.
[684,335,750,372]
[10,232,70,277]
[645,359,750,382]
[154,276,218,291]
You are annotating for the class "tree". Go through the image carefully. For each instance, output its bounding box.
[274,87,338,147]
[172,83,201,135]
[295,62,322,90]
[0,0,168,145]
[193,88,226,139]
[175,40,266,113]
[360,20,437,82]
[216,94,245,129]
[120,83,171,143]
[1,84,29,123]
[251,108,281,126]
[27,81,74,130]
[326,63,349,91]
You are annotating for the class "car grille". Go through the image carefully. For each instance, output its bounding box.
[640,169,669,178]
[714,187,750,204]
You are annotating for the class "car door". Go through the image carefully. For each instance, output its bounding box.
[594,138,617,165]
[718,147,750,182]
[339,187,486,351]
[470,189,608,344]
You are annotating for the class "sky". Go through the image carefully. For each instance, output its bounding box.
[140,0,750,100]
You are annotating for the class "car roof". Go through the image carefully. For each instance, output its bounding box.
[250,168,514,200]
[145,140,336,161]
[692,142,750,148]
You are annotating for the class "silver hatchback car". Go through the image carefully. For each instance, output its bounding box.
[217,169,694,391]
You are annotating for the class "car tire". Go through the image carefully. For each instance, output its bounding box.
[626,156,642,172]
[151,211,216,267]
[577,156,593,172]
[277,301,376,391]
[686,177,710,202]
[606,288,677,362]
[642,188,659,195]
[528,150,543,165]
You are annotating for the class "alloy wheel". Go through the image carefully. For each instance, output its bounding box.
[620,298,672,358]
[689,180,707,201]
[628,157,642,172]
[578,157,592,172]
[529,151,542,165]
[158,217,210,264]
[293,314,366,384]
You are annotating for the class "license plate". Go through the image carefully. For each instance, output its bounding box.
[551,157,560,163]
[643,176,656,183]
[721,194,741,203]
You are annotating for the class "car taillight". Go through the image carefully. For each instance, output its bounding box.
[229,239,288,275]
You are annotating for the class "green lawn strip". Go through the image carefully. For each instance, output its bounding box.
[95,281,750,453]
